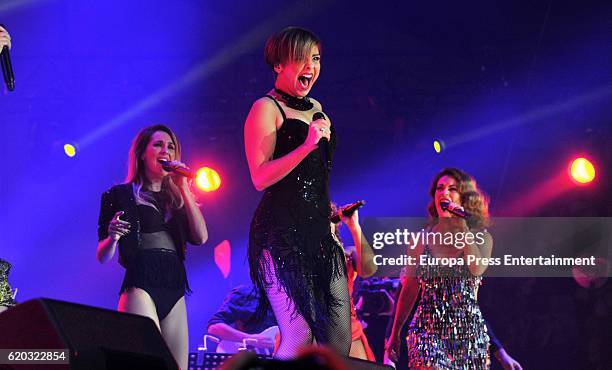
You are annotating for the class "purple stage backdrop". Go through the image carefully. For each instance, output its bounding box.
[1,1,610,368]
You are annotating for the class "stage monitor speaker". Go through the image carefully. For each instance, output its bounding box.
[0,298,178,370]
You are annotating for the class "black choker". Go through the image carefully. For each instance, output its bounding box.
[274,88,313,111]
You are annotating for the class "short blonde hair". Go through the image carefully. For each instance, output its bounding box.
[264,26,321,70]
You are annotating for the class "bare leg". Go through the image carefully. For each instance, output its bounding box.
[160,297,188,370]
[118,287,160,330]
[349,339,368,360]
[262,250,313,359]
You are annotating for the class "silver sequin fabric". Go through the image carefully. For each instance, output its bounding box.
[407,245,490,369]
[0,258,17,307]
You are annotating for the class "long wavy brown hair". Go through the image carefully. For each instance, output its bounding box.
[125,124,184,213]
[427,168,490,230]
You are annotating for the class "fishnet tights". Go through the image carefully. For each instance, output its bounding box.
[262,250,351,359]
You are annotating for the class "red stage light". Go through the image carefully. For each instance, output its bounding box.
[195,167,221,192]
[569,157,596,184]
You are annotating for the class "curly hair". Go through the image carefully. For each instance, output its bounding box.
[427,168,490,230]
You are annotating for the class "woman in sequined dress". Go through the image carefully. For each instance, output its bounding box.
[386,168,493,369]
[244,27,351,358]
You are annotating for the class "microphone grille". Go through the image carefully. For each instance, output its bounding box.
[313,112,325,121]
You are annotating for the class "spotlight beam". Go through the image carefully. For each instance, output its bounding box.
[77,0,331,149]
[0,0,48,13]
[443,85,612,148]
[503,172,571,216]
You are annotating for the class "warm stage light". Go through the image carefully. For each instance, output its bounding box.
[433,140,445,154]
[569,157,596,184]
[64,144,76,157]
[195,167,221,192]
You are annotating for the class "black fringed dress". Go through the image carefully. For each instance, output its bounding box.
[248,96,345,337]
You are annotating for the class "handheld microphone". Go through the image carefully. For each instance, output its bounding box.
[440,200,469,218]
[0,24,14,91]
[331,200,366,223]
[158,159,194,178]
[312,112,332,171]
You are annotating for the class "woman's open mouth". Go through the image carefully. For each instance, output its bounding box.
[297,73,313,89]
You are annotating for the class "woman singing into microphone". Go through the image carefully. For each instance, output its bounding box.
[245,27,351,358]
[96,124,208,369]
[386,168,493,369]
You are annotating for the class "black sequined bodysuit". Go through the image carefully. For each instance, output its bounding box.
[407,244,490,369]
[248,96,345,336]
